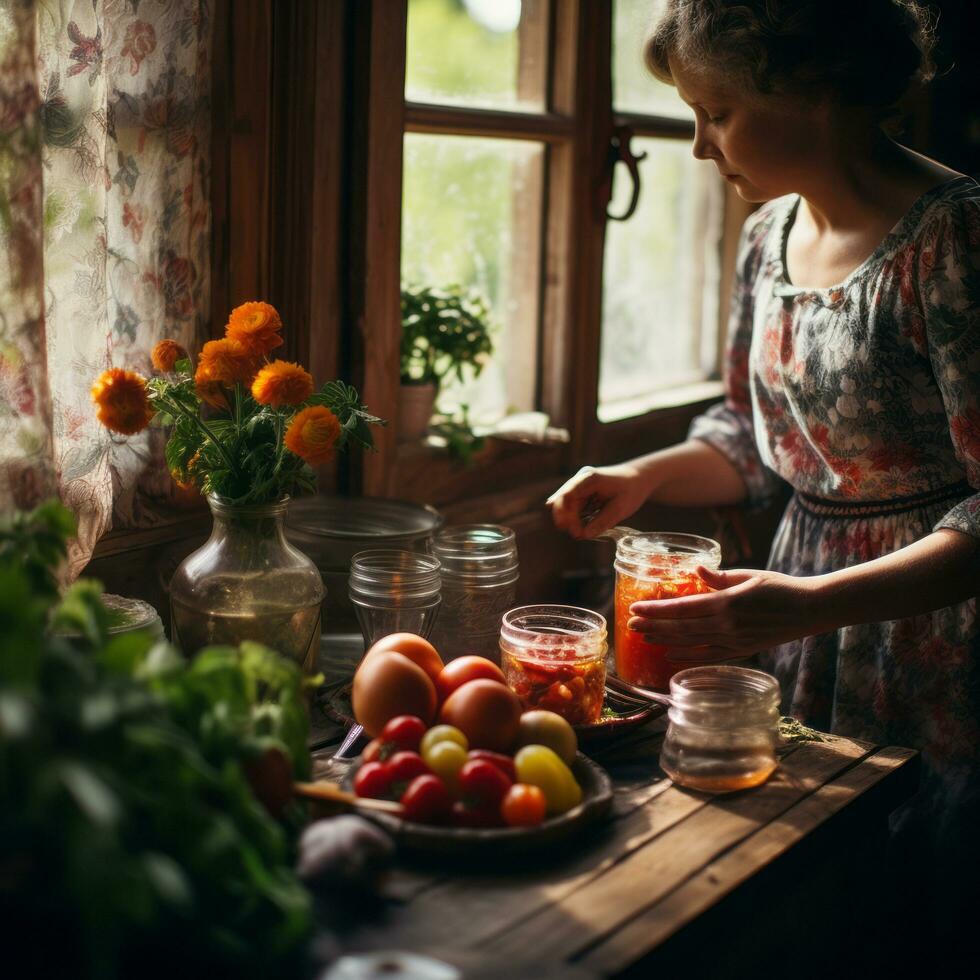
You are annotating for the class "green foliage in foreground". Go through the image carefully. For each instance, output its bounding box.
[0,502,316,979]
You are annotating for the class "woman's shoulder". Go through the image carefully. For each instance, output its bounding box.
[736,195,796,276]
[904,176,980,255]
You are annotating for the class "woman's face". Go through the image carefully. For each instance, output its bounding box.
[669,57,828,202]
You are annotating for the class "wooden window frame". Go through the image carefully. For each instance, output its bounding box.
[347,0,736,513]
[88,0,740,567]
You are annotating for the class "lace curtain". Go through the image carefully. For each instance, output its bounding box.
[0,0,211,576]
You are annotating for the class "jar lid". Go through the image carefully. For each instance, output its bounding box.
[615,531,721,577]
[667,665,780,729]
[499,604,606,658]
[287,496,443,542]
[348,549,441,602]
[433,524,519,582]
[51,594,163,638]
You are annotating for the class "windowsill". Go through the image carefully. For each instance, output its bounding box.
[391,433,567,508]
[597,379,725,424]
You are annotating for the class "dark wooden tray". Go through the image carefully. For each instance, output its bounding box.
[573,686,664,745]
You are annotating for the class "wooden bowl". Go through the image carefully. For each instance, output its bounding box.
[342,753,613,861]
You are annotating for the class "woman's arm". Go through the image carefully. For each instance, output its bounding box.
[626,528,980,660]
[547,440,750,539]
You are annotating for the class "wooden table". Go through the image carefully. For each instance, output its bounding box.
[310,718,918,979]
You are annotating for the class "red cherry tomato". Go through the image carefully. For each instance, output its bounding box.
[451,799,504,828]
[436,656,506,702]
[387,750,431,788]
[501,783,547,827]
[458,758,513,806]
[467,750,517,782]
[380,715,427,751]
[352,761,392,800]
[400,774,451,824]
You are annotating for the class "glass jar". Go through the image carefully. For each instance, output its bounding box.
[348,550,442,648]
[51,594,165,644]
[169,496,325,673]
[614,531,721,690]
[660,666,780,793]
[499,605,607,725]
[427,524,519,664]
[285,496,443,636]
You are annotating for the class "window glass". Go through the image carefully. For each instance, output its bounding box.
[613,0,693,120]
[401,133,544,425]
[406,0,546,111]
[598,138,724,422]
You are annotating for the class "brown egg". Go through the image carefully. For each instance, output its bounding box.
[439,678,523,753]
[363,633,443,684]
[352,651,437,737]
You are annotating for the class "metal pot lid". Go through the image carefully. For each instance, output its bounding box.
[286,495,443,540]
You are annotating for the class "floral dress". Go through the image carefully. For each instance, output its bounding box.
[688,175,980,879]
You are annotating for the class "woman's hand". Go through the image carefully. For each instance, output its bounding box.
[627,566,829,662]
[546,463,654,539]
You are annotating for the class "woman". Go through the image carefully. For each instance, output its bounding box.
[548,0,980,924]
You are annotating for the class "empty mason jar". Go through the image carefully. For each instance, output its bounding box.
[348,549,442,647]
[614,531,721,690]
[660,666,781,793]
[427,524,519,664]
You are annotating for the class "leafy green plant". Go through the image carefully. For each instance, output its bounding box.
[400,283,494,389]
[428,404,487,464]
[0,501,318,978]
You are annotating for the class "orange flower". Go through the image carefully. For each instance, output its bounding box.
[91,368,155,435]
[251,360,314,407]
[225,301,283,357]
[151,339,188,372]
[195,337,257,386]
[171,450,200,490]
[284,405,342,465]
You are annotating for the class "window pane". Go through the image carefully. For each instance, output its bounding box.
[406,0,547,111]
[598,138,724,422]
[613,0,692,120]
[401,134,543,425]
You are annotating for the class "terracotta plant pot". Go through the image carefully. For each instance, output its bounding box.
[397,382,437,442]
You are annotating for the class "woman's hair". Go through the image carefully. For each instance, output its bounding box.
[645,0,937,116]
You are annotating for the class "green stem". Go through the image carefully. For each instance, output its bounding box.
[158,394,238,474]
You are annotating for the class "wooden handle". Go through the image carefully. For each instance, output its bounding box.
[294,780,405,816]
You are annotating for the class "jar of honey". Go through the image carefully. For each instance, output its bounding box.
[613,531,721,690]
[659,665,781,793]
[499,605,607,725]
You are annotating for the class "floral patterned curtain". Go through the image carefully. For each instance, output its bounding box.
[0,0,211,576]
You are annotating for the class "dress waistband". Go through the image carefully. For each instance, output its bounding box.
[793,480,972,519]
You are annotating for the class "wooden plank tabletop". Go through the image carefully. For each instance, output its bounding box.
[311,717,919,979]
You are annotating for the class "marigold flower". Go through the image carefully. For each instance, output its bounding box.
[225,301,283,357]
[91,368,155,435]
[171,450,200,490]
[195,337,257,386]
[251,360,314,407]
[151,339,188,372]
[284,405,342,466]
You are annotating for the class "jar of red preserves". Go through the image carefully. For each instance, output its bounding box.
[613,531,721,690]
[499,605,607,725]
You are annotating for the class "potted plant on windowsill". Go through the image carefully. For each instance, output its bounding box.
[399,284,494,443]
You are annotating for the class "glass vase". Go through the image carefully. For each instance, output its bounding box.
[169,496,325,673]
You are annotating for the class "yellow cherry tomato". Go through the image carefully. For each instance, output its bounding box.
[514,744,582,814]
[420,724,468,757]
[422,739,468,789]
